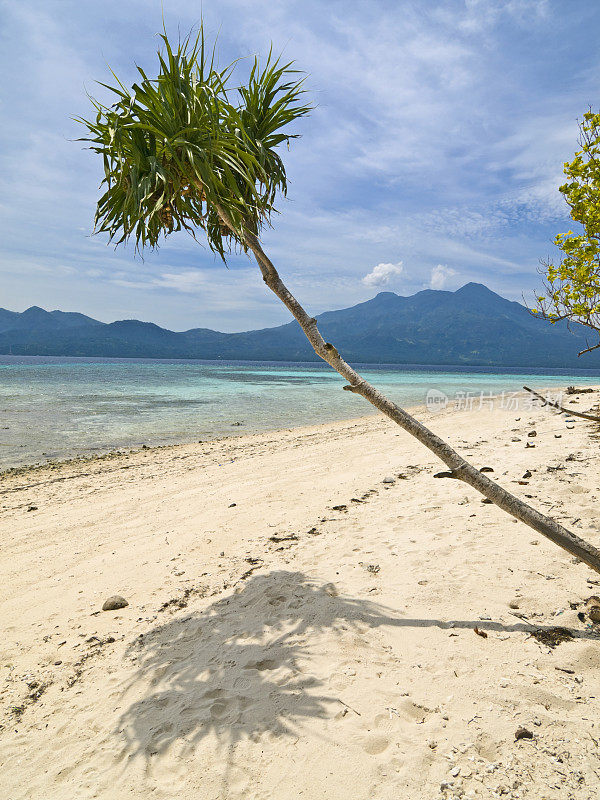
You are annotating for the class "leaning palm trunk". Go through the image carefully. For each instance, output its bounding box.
[224,218,600,573]
[80,29,600,576]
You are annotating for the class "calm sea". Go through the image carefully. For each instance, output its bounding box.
[0,356,599,469]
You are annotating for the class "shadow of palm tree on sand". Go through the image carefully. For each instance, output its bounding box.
[117,569,598,782]
[118,571,398,759]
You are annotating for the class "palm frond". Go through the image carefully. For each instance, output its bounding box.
[76,27,311,260]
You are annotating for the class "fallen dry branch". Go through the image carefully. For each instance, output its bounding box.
[523,386,600,423]
[567,386,595,394]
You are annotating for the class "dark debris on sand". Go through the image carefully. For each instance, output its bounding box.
[530,627,574,648]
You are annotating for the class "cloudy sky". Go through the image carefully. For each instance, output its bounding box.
[0,0,597,331]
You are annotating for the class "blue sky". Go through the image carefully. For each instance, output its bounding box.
[0,0,598,331]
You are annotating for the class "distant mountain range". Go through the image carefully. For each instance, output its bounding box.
[1,283,599,368]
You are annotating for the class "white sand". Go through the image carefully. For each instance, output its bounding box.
[1,392,600,799]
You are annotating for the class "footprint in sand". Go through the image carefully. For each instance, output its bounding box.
[209,693,249,721]
[329,674,351,691]
[356,703,432,756]
[361,734,390,755]
[232,675,252,693]
[209,700,231,720]
[267,594,288,606]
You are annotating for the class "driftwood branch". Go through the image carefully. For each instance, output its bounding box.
[523,386,600,423]
[214,206,600,574]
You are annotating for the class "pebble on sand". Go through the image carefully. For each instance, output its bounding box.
[585,598,600,622]
[515,727,534,741]
[588,607,600,623]
[102,595,129,612]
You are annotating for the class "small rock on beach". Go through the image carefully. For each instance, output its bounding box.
[102,595,129,611]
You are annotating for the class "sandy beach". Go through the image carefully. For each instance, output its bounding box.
[2,391,600,799]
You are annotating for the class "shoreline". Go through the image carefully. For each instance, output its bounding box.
[1,383,587,479]
[0,409,383,479]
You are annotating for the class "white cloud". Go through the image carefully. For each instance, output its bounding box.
[153,270,207,293]
[430,264,457,290]
[362,261,404,288]
[437,0,549,34]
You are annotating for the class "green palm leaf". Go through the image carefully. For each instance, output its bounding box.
[77,27,310,260]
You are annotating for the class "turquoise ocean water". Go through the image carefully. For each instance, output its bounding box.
[1,356,599,469]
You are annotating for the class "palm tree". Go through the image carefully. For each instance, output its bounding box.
[78,30,600,574]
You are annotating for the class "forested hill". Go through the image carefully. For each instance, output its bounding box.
[2,283,600,368]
